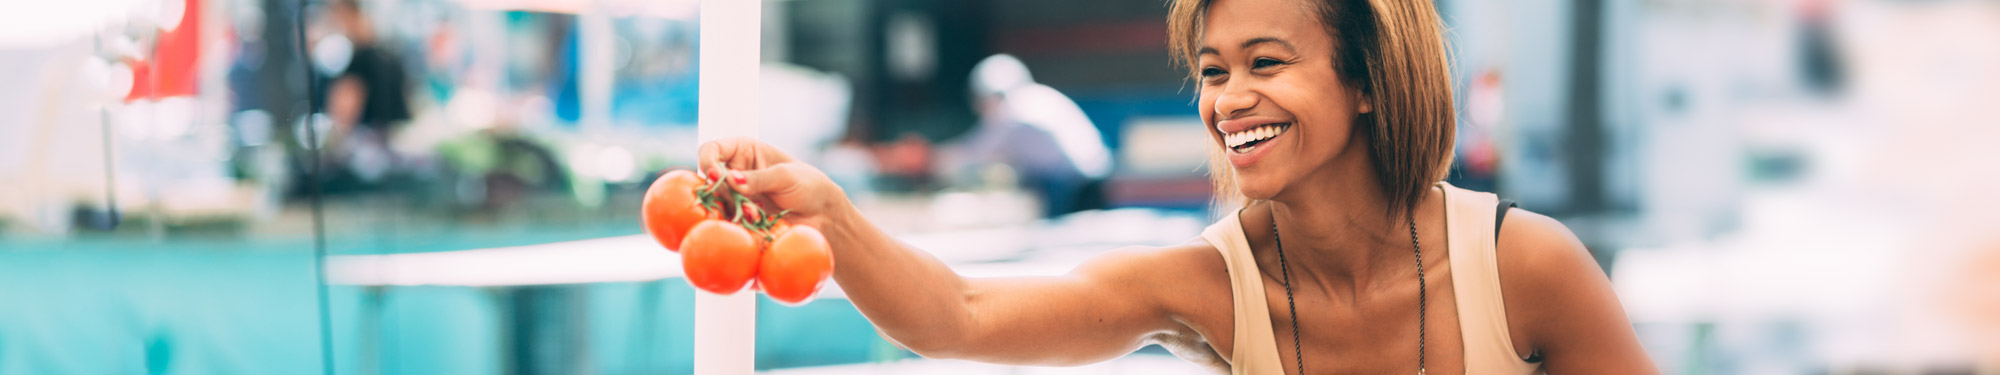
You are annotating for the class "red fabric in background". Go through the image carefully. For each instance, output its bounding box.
[130,0,201,101]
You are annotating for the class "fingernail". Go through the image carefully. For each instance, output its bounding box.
[731,171,747,185]
[707,169,722,182]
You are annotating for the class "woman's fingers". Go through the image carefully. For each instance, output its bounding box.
[728,164,808,202]
[719,163,837,229]
[697,136,795,176]
[697,138,831,219]
[696,137,747,178]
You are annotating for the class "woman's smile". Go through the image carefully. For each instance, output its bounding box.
[1217,117,1295,167]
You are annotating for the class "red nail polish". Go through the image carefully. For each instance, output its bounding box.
[731,171,747,185]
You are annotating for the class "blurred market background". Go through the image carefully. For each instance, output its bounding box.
[3,0,1999,373]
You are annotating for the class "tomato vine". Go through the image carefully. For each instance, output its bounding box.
[695,164,791,246]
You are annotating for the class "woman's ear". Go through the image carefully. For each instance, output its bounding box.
[1347,85,1373,114]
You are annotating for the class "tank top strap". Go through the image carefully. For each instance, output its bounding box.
[1199,210,1285,374]
[1438,182,1541,373]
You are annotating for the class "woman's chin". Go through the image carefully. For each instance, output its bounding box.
[1236,181,1282,202]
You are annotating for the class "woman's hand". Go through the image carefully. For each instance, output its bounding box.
[698,137,848,230]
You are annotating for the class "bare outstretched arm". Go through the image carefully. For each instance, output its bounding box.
[698,137,1179,365]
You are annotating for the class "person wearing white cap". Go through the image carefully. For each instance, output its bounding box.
[948,54,1113,216]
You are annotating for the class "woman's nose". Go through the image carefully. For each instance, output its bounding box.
[1212,83,1259,119]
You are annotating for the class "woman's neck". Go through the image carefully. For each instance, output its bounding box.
[1260,142,1432,298]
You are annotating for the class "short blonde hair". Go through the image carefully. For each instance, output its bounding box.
[1169,0,1456,217]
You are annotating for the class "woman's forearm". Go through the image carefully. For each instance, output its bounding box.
[817,201,976,355]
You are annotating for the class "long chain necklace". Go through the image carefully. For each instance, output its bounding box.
[1271,213,1426,375]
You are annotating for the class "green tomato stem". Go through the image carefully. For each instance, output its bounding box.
[706,164,784,245]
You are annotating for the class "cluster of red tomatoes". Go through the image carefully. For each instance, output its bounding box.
[640,169,833,306]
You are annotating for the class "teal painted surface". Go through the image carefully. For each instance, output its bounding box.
[756,297,910,370]
[0,241,327,375]
[375,287,503,375]
[586,281,696,374]
[0,240,896,374]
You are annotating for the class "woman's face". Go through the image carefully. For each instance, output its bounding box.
[1197,0,1369,200]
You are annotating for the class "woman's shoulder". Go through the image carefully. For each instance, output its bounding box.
[1493,207,1599,285]
[1492,207,1619,357]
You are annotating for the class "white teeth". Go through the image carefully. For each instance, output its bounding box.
[1224,123,1289,149]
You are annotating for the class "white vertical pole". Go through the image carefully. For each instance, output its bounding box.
[577,12,613,133]
[694,0,760,374]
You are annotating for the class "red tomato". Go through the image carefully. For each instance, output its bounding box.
[745,221,789,292]
[758,225,834,306]
[681,220,761,295]
[642,170,713,252]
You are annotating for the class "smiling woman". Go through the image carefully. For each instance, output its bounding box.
[1157,0,1655,373]
[1170,0,1454,217]
[690,0,1656,373]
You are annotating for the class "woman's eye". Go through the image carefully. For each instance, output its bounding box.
[1253,58,1283,69]
[1200,67,1225,77]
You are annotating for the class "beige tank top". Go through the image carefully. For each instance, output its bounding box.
[1198,183,1541,374]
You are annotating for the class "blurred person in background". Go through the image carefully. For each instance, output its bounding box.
[694,0,1656,372]
[1796,0,1846,97]
[321,0,412,190]
[940,54,1113,216]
